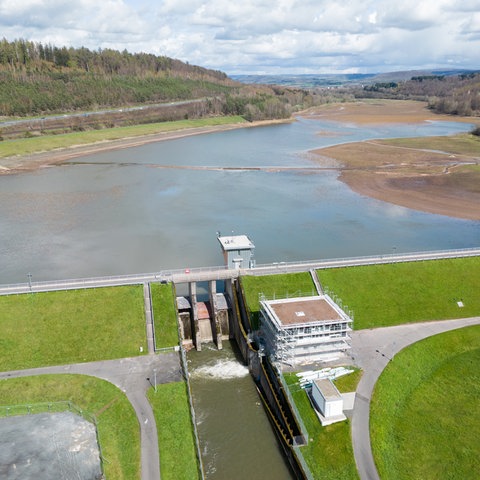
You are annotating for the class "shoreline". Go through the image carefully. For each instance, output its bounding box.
[2,101,479,221]
[304,100,480,221]
[0,118,291,175]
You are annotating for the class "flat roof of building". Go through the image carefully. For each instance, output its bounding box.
[313,378,342,401]
[217,235,255,251]
[265,296,343,326]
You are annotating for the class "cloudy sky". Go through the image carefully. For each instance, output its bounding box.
[0,0,479,75]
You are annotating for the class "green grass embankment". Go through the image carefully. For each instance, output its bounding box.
[0,116,246,158]
[284,373,359,480]
[0,286,147,371]
[150,283,180,349]
[318,257,480,329]
[371,325,480,480]
[0,374,140,480]
[148,382,200,480]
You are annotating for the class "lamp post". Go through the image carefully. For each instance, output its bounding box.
[153,368,157,393]
[27,273,32,292]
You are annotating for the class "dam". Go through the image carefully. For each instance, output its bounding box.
[1,244,479,479]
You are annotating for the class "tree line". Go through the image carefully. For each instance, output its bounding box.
[0,38,325,134]
[355,72,480,117]
[0,38,228,80]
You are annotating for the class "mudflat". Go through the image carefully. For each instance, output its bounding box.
[306,100,480,220]
[301,99,475,126]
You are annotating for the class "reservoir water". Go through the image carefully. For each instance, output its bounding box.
[0,117,478,284]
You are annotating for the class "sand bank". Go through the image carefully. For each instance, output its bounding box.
[306,101,480,220]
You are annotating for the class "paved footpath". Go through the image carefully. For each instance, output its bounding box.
[349,317,480,480]
[0,353,183,480]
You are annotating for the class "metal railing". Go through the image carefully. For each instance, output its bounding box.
[1,247,479,295]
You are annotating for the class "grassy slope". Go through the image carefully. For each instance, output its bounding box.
[317,257,480,329]
[0,374,140,480]
[0,286,147,370]
[371,325,480,480]
[0,116,246,158]
[333,368,363,393]
[377,133,480,157]
[150,283,179,349]
[284,373,358,480]
[148,382,199,480]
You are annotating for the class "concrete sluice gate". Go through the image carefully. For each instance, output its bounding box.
[176,280,232,352]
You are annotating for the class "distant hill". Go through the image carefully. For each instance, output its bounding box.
[231,69,479,88]
[230,73,376,87]
[0,39,323,133]
[230,69,480,118]
[357,70,480,117]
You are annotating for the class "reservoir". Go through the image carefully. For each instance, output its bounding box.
[0,117,478,284]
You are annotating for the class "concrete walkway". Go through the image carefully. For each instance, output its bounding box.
[349,317,480,480]
[0,353,183,480]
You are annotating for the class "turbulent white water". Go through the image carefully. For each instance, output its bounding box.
[190,359,249,380]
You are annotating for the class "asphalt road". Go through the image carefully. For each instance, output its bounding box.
[0,353,183,480]
[349,316,480,480]
[1,247,478,295]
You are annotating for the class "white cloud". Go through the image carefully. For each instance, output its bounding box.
[0,0,478,74]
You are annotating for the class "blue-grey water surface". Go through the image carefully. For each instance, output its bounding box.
[1,117,477,284]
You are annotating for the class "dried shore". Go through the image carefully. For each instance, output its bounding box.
[304,100,480,221]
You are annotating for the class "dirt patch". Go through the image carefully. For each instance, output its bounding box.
[304,100,480,220]
[0,412,102,480]
[301,99,476,126]
[312,139,480,220]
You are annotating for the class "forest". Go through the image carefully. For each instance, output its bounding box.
[356,72,480,116]
[0,38,317,128]
[1,38,478,140]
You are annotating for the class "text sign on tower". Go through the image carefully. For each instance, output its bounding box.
[217,234,255,269]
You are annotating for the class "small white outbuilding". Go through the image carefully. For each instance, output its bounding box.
[311,378,346,426]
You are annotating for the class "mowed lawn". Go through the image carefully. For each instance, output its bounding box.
[371,325,480,480]
[0,286,147,371]
[150,283,179,349]
[148,382,200,480]
[317,257,480,329]
[284,373,359,480]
